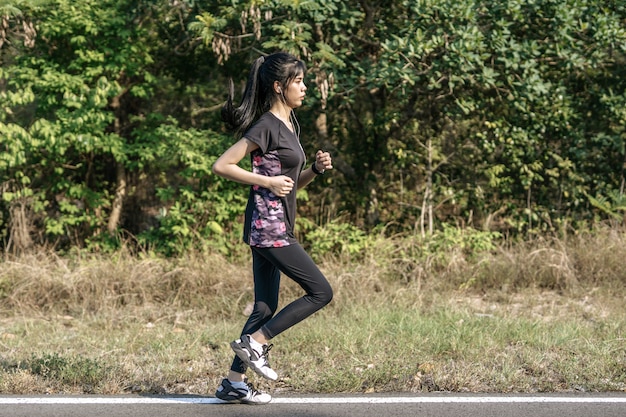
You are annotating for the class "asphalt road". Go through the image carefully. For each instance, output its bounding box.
[1,394,625,417]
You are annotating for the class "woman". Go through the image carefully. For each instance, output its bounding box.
[212,52,334,405]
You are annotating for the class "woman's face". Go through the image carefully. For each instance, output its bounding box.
[282,72,307,109]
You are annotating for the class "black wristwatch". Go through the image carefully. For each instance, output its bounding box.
[311,163,325,175]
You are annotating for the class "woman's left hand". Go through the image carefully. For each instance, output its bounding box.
[315,150,333,172]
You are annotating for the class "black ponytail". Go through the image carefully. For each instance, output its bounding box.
[221,52,306,138]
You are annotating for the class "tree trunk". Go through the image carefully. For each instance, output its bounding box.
[426,136,434,235]
[8,197,33,253]
[315,111,327,139]
[107,162,126,236]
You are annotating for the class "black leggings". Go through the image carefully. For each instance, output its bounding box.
[230,243,333,374]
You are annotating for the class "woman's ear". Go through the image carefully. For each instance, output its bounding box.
[273,81,282,94]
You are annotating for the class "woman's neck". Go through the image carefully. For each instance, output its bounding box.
[270,102,292,122]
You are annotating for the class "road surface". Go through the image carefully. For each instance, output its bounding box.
[1,393,625,417]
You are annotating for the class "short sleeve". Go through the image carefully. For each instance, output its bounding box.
[244,116,274,154]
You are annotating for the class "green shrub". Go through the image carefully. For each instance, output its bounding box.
[27,353,108,387]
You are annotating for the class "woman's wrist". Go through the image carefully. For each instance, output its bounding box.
[311,163,325,175]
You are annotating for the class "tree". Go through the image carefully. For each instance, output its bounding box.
[351,0,626,233]
[2,0,625,253]
[1,0,242,252]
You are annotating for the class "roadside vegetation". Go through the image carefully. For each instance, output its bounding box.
[1,0,625,396]
[1,227,624,395]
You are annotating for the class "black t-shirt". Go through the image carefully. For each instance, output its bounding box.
[242,112,306,247]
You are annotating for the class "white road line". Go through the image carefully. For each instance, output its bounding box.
[0,396,625,405]
[275,397,626,404]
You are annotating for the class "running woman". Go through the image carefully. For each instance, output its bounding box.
[212,51,334,405]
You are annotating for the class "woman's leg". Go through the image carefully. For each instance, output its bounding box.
[255,243,333,340]
[229,248,281,377]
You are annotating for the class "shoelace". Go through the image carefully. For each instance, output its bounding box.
[261,343,273,366]
[246,381,261,395]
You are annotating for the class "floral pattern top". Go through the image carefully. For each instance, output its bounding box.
[242,112,306,247]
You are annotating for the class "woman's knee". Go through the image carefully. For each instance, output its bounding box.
[252,301,277,320]
[316,283,333,306]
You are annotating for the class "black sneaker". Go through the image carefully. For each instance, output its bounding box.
[214,378,272,405]
[230,335,278,381]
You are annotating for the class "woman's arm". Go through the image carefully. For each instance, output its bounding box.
[212,138,295,197]
[298,150,333,189]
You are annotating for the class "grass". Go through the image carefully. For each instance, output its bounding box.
[0,229,625,395]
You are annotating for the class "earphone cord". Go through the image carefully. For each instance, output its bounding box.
[290,111,301,139]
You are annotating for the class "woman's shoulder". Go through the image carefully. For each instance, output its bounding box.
[244,112,281,151]
[245,113,277,135]
[255,112,279,126]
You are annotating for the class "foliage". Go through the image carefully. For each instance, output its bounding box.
[362,0,626,234]
[586,190,626,223]
[304,218,370,259]
[1,0,245,254]
[1,0,625,255]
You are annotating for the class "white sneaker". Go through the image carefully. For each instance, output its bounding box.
[214,378,272,405]
[230,335,278,381]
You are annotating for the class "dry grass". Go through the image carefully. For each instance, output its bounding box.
[461,229,626,291]
[0,251,251,315]
[0,230,625,395]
